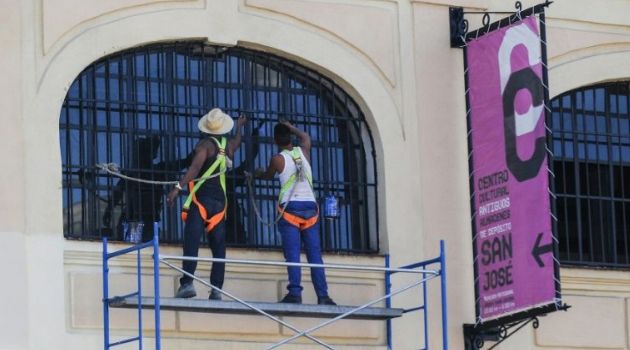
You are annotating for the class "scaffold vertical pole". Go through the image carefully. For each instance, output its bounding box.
[423,267,429,349]
[385,254,392,350]
[137,247,143,350]
[440,240,448,350]
[103,238,110,350]
[152,222,161,350]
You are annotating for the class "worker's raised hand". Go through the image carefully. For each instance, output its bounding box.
[237,115,248,127]
[281,120,300,135]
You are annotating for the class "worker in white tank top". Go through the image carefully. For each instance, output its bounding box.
[255,121,336,306]
[277,146,316,203]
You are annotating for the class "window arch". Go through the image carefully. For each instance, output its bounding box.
[60,42,379,253]
[552,81,630,266]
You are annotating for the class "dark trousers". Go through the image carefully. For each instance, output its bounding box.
[278,201,329,297]
[180,196,226,289]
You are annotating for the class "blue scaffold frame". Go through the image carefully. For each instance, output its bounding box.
[102,222,161,350]
[386,240,448,350]
[102,223,448,350]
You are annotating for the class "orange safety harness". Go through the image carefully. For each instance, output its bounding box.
[278,148,318,230]
[181,137,227,232]
[279,207,319,230]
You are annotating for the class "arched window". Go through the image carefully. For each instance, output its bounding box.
[60,42,378,253]
[552,82,630,266]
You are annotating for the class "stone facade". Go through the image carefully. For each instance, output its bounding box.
[1,0,630,349]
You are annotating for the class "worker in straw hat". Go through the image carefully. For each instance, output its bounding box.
[167,108,247,300]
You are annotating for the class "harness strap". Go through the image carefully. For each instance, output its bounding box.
[186,182,227,232]
[279,206,319,230]
[278,147,313,203]
[181,137,228,232]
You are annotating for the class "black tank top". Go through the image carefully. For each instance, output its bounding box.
[194,139,226,202]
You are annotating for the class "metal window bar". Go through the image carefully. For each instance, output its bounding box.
[62,42,378,254]
[103,231,448,349]
[551,82,630,266]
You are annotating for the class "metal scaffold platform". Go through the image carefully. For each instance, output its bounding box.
[111,297,404,320]
[102,223,449,350]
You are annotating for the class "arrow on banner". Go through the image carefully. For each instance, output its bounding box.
[532,232,553,268]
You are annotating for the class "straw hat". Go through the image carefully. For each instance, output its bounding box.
[197,108,234,135]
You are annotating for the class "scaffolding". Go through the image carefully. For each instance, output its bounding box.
[102,223,449,349]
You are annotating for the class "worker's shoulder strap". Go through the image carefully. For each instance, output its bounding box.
[200,136,227,181]
[183,137,227,210]
[210,136,227,151]
[281,147,298,157]
[281,147,306,161]
[286,147,312,183]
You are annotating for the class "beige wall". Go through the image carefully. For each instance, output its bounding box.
[2,0,630,349]
[0,0,28,349]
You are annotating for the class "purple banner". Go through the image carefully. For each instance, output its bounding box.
[467,16,556,321]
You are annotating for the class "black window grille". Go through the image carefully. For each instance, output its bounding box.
[552,82,630,267]
[60,42,379,253]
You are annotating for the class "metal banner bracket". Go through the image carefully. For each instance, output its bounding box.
[449,1,553,48]
[449,7,467,48]
[463,303,570,350]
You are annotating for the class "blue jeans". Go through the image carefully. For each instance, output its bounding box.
[180,196,226,289]
[278,201,329,297]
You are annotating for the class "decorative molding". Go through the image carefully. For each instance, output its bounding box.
[34,0,208,93]
[410,0,488,9]
[561,266,630,295]
[39,0,205,55]
[242,0,399,87]
[545,18,630,63]
[550,44,630,70]
[545,0,630,28]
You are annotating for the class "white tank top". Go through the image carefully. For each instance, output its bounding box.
[277,147,316,203]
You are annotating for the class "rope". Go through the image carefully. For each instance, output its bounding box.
[95,162,226,186]
[244,171,297,227]
[98,161,302,227]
